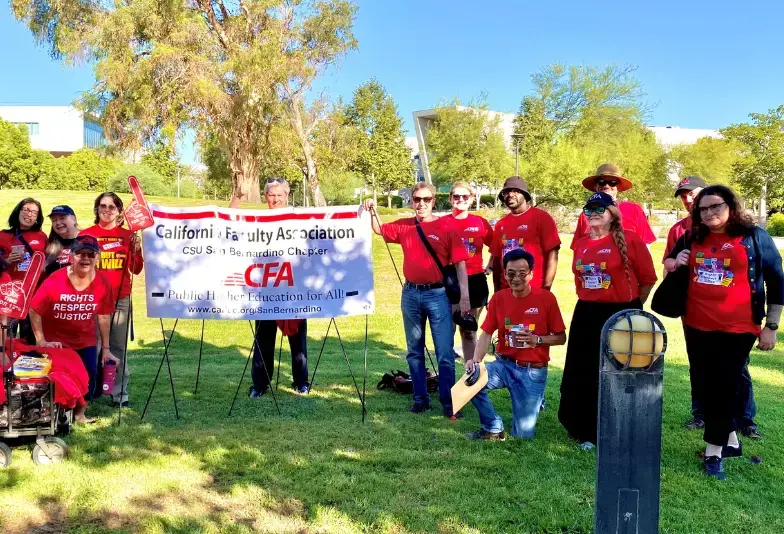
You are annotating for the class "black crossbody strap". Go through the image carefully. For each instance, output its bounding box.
[14,230,36,257]
[414,219,447,276]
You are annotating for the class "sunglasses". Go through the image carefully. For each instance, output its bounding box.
[583,206,607,216]
[501,189,524,198]
[451,194,471,201]
[413,196,434,204]
[74,250,98,259]
[267,178,286,184]
[99,204,118,212]
[596,179,619,187]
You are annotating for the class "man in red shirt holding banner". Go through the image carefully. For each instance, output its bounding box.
[364,182,470,417]
[465,248,567,440]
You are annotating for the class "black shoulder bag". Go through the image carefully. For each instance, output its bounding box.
[651,232,692,318]
[414,219,461,305]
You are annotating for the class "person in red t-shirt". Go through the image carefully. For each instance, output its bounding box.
[559,192,657,448]
[79,192,144,406]
[0,197,49,344]
[443,182,493,362]
[663,176,705,262]
[29,235,118,423]
[489,177,561,292]
[664,185,783,479]
[365,182,470,417]
[464,248,566,440]
[570,163,656,250]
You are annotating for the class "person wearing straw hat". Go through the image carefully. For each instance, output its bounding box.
[488,177,561,292]
[570,163,656,250]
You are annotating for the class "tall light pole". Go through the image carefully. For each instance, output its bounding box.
[511,133,525,176]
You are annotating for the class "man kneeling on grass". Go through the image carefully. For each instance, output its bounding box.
[465,248,567,440]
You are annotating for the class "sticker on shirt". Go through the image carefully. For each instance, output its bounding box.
[576,259,611,289]
[462,237,477,258]
[501,234,524,257]
[694,254,733,287]
[505,320,535,349]
[97,238,127,271]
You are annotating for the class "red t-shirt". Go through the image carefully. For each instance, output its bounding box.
[572,231,658,303]
[0,229,48,282]
[444,214,493,276]
[490,207,561,289]
[481,287,566,364]
[381,217,469,284]
[570,201,656,250]
[684,233,758,334]
[663,216,691,261]
[30,269,115,350]
[79,225,144,299]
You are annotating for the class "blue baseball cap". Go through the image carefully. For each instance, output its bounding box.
[584,192,615,209]
[48,205,76,218]
[71,235,100,254]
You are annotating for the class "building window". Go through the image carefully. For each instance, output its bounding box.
[12,122,39,135]
[83,121,106,148]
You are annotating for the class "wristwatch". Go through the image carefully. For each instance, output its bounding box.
[765,323,779,331]
[536,336,543,346]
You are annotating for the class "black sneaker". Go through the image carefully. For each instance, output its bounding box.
[722,442,742,458]
[465,429,505,441]
[740,426,761,440]
[704,455,726,480]
[408,402,431,414]
[443,407,463,420]
[296,383,310,395]
[684,417,705,430]
[540,399,546,412]
[248,386,267,398]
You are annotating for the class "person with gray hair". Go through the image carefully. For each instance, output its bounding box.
[230,178,310,396]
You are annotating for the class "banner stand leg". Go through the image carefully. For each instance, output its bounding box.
[307,319,334,389]
[331,319,366,417]
[141,318,180,421]
[194,320,206,394]
[275,336,283,391]
[228,321,281,416]
[362,314,368,424]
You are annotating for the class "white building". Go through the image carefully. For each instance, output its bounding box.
[412,106,720,184]
[0,105,106,156]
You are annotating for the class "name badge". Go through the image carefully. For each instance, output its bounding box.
[583,275,603,289]
[697,269,724,286]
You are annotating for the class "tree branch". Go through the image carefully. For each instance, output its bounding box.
[197,0,230,50]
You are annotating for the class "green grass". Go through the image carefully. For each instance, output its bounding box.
[1,190,784,533]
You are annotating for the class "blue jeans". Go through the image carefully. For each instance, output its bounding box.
[471,358,548,439]
[76,346,100,401]
[401,284,455,408]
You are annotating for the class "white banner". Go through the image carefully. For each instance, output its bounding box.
[142,204,375,320]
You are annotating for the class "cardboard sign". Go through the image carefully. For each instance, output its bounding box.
[450,362,489,413]
[0,251,44,320]
[125,176,155,232]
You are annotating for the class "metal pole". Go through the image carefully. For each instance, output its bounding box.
[515,142,519,176]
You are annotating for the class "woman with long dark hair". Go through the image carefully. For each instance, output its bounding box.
[665,185,784,479]
[44,205,81,278]
[558,192,657,448]
[79,192,144,406]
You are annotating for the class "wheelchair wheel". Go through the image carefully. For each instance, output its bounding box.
[31,437,69,465]
[0,442,11,468]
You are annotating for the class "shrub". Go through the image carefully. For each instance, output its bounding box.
[107,164,171,196]
[767,213,784,237]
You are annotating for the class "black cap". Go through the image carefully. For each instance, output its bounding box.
[498,176,531,201]
[584,192,615,209]
[452,311,478,332]
[71,235,100,254]
[674,176,707,197]
[48,205,75,218]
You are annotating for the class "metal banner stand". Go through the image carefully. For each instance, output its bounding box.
[307,316,369,422]
[140,318,180,420]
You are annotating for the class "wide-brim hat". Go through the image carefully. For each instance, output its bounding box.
[582,163,633,193]
[674,175,707,197]
[498,176,531,201]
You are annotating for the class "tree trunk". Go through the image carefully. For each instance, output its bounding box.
[387,191,392,209]
[288,93,326,207]
[229,153,261,204]
[760,179,768,228]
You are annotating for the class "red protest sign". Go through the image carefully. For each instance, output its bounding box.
[126,175,155,232]
[0,251,44,320]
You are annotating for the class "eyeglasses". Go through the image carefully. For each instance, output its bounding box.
[74,251,97,259]
[505,270,530,280]
[99,204,118,212]
[412,196,433,204]
[596,179,619,187]
[698,201,726,215]
[451,194,471,201]
[21,208,39,216]
[583,206,607,216]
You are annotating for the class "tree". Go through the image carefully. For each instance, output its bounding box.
[107,164,169,197]
[141,138,179,185]
[344,79,413,207]
[12,0,357,204]
[721,106,784,223]
[59,148,121,191]
[668,137,740,186]
[0,119,35,188]
[425,96,514,194]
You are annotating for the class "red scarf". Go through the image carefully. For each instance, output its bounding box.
[276,319,303,336]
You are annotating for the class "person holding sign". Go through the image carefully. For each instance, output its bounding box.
[364,183,470,418]
[664,185,784,479]
[465,248,566,440]
[80,192,144,406]
[0,198,48,343]
[28,235,118,423]
[559,192,657,448]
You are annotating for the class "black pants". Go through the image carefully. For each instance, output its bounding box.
[684,323,757,428]
[558,298,642,445]
[252,320,308,391]
[683,326,757,446]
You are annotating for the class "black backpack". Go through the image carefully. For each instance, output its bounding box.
[377,369,438,394]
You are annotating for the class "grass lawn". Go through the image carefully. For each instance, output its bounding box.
[1,190,784,533]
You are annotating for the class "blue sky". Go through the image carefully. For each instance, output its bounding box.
[1,0,782,164]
